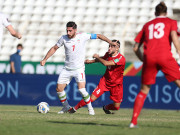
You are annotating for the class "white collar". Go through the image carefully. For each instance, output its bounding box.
[112,52,120,57]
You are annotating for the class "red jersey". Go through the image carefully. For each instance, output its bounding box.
[102,52,126,86]
[135,17,178,58]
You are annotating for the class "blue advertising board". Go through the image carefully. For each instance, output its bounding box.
[0,73,180,110]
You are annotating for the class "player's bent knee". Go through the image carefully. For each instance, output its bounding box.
[174,80,180,88]
[114,106,120,110]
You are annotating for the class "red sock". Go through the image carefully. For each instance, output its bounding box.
[105,104,120,110]
[74,98,93,110]
[131,91,147,125]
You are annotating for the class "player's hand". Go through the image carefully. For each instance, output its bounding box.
[40,59,46,66]
[111,40,119,46]
[85,59,91,64]
[17,33,22,39]
[93,54,99,59]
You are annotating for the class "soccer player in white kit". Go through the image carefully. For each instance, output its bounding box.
[40,21,117,115]
[0,13,22,50]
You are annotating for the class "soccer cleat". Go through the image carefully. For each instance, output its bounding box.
[103,105,113,114]
[58,106,71,114]
[88,109,95,115]
[129,123,138,128]
[68,107,76,114]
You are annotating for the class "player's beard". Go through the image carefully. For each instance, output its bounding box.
[68,32,76,38]
[108,49,115,55]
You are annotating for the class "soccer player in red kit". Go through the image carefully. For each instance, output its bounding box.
[69,40,126,114]
[129,2,180,128]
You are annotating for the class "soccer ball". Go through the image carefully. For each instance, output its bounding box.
[37,102,50,113]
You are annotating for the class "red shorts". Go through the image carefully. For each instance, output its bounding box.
[92,78,123,103]
[142,55,180,85]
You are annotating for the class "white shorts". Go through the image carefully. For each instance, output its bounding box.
[57,66,86,84]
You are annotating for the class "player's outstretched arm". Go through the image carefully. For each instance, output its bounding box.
[85,59,96,64]
[171,31,180,57]
[40,45,59,66]
[6,25,22,39]
[133,43,143,62]
[96,34,117,46]
[93,54,115,66]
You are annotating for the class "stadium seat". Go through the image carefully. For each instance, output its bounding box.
[33,7,43,15]
[14,0,25,6]
[42,15,52,22]
[118,8,129,16]
[98,0,108,8]
[87,0,98,8]
[31,56,42,61]
[44,7,54,15]
[116,16,127,23]
[24,0,35,6]
[75,7,86,15]
[3,0,14,6]
[139,8,150,16]
[130,0,140,8]
[45,0,56,7]
[96,8,107,16]
[35,0,46,6]
[119,0,130,8]
[77,0,88,7]
[21,55,31,61]
[13,6,23,14]
[11,14,20,21]
[2,6,12,14]
[23,6,33,14]
[140,1,151,8]
[109,0,119,8]
[128,8,139,16]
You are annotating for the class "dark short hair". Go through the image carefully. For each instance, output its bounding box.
[66,21,77,29]
[17,44,23,48]
[155,2,167,16]
[112,39,120,47]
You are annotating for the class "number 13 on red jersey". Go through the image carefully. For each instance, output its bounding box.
[148,23,165,39]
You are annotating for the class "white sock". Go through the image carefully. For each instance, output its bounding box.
[79,88,93,110]
[57,91,69,107]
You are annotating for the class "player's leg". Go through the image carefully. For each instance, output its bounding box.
[103,102,121,114]
[129,84,150,128]
[56,68,72,114]
[160,56,180,87]
[103,84,123,114]
[129,57,157,127]
[69,93,99,113]
[77,81,95,115]
[174,79,180,87]
[69,83,105,113]
[73,67,95,115]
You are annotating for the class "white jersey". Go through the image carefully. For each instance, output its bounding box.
[56,33,93,70]
[0,13,11,50]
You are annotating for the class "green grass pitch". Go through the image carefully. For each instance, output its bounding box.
[0,105,180,135]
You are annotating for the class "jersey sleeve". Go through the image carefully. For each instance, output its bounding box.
[56,36,64,47]
[171,20,178,31]
[82,33,97,40]
[2,14,11,27]
[10,55,15,62]
[134,29,145,43]
[177,28,180,36]
[113,55,125,66]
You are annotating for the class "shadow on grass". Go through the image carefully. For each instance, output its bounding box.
[141,124,179,129]
[48,121,120,127]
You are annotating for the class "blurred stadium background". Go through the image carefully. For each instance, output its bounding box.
[1,0,180,63]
